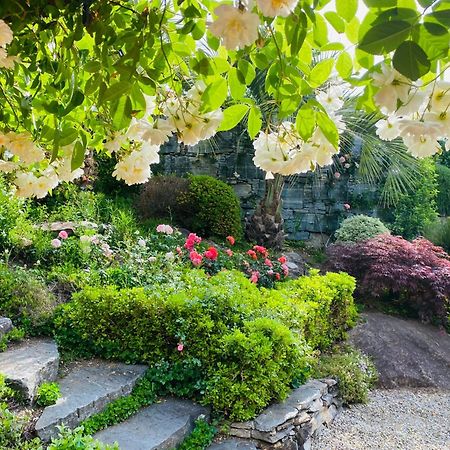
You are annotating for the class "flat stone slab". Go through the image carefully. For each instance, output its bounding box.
[349,312,450,389]
[35,360,147,441]
[0,338,59,403]
[209,439,258,450]
[94,398,209,450]
[0,317,13,338]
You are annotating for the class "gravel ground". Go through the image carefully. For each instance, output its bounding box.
[312,389,450,450]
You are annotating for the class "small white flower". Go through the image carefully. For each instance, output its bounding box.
[209,4,260,50]
[375,117,401,141]
[429,81,450,113]
[403,134,441,158]
[317,86,344,113]
[165,251,175,261]
[256,0,299,17]
[137,238,146,247]
[0,20,13,48]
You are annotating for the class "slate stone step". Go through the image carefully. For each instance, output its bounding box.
[0,338,59,403]
[94,398,209,450]
[35,360,147,441]
[0,317,13,338]
[209,439,258,450]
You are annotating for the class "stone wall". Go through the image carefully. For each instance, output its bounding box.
[227,379,341,450]
[157,133,375,243]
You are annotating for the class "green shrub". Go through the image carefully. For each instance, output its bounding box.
[389,158,438,239]
[36,382,61,407]
[0,264,57,333]
[0,374,14,402]
[312,346,378,404]
[54,269,357,420]
[47,426,118,449]
[176,175,243,239]
[436,164,450,216]
[335,215,390,243]
[204,318,310,420]
[424,218,450,253]
[177,419,216,450]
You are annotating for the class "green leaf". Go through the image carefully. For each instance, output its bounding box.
[112,96,132,130]
[313,14,328,47]
[200,78,228,112]
[364,0,396,6]
[247,106,262,139]
[217,105,249,131]
[71,141,85,171]
[309,59,334,88]
[58,127,78,147]
[229,67,246,100]
[325,11,346,33]
[359,20,412,54]
[317,111,339,148]
[296,105,316,141]
[431,8,450,27]
[336,0,358,22]
[418,0,434,6]
[393,41,431,80]
[101,81,133,104]
[237,60,256,85]
[64,90,84,115]
[336,52,353,78]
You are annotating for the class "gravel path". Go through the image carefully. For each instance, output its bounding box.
[312,389,450,450]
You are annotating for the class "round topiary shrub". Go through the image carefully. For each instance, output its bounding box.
[176,175,243,239]
[335,214,390,243]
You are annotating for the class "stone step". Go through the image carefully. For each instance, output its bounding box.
[35,360,147,441]
[0,338,59,403]
[209,439,258,450]
[94,398,209,450]
[0,317,13,339]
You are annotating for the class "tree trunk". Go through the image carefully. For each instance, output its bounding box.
[245,174,286,249]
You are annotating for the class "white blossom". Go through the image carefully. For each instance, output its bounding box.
[429,81,450,113]
[317,86,344,113]
[256,0,299,17]
[375,117,401,141]
[403,134,441,158]
[209,5,259,50]
[0,20,13,48]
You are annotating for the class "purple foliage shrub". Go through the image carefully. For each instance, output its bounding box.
[327,234,450,324]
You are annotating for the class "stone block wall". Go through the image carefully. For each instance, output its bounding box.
[227,379,341,450]
[156,133,376,242]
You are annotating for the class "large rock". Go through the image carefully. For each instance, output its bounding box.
[0,339,59,403]
[284,251,306,279]
[0,317,13,338]
[35,360,147,441]
[94,398,209,450]
[350,312,450,389]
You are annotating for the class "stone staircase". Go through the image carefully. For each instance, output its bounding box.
[0,331,341,450]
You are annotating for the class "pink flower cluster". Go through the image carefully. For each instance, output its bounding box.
[156,224,174,235]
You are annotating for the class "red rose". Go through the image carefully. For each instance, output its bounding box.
[204,246,219,260]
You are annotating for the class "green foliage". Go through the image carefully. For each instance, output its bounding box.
[389,158,438,239]
[36,382,61,407]
[0,327,25,352]
[335,215,390,243]
[313,347,378,404]
[0,263,56,333]
[204,318,309,421]
[47,426,118,450]
[0,374,14,402]
[177,419,216,450]
[176,175,243,239]
[436,164,450,216]
[54,269,357,420]
[424,218,450,253]
[81,372,156,436]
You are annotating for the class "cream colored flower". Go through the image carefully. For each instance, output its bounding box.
[7,132,44,164]
[423,112,450,139]
[373,64,411,114]
[317,86,344,113]
[429,81,450,113]
[15,172,37,198]
[0,48,18,69]
[375,117,401,141]
[403,134,441,158]
[209,5,259,50]
[257,0,299,17]
[0,20,13,48]
[104,133,126,154]
[0,160,18,173]
[398,119,444,140]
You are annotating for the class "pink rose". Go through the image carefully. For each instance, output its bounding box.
[58,230,68,240]
[344,203,351,210]
[278,256,287,264]
[51,238,62,248]
[250,271,259,284]
[225,249,233,257]
[177,343,184,352]
[264,258,273,267]
[281,263,289,276]
[339,156,346,163]
[156,224,166,233]
[204,246,218,261]
[226,235,235,246]
[189,250,203,267]
[334,172,341,179]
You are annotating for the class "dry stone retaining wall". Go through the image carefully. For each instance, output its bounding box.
[227,379,341,450]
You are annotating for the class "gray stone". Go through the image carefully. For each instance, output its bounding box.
[320,378,337,387]
[349,312,450,389]
[35,360,147,441]
[0,339,59,403]
[252,426,294,444]
[209,439,258,450]
[230,420,254,430]
[94,398,209,450]
[286,382,323,410]
[293,412,310,426]
[0,317,13,338]
[254,402,298,432]
[307,398,322,412]
[301,438,312,450]
[229,428,252,439]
